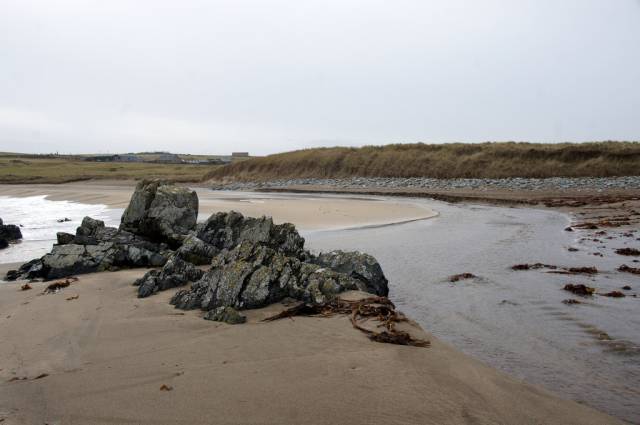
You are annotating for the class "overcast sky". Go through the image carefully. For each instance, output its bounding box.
[1,0,639,155]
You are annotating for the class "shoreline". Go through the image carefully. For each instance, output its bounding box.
[0,182,437,232]
[0,271,624,425]
[1,181,636,424]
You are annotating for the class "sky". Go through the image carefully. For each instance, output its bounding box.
[1,0,639,156]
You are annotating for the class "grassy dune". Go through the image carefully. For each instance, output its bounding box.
[205,142,640,181]
[0,156,220,184]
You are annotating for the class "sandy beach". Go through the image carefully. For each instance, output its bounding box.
[0,268,624,425]
[0,181,634,424]
[0,181,436,231]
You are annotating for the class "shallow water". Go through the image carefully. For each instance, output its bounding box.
[304,199,640,424]
[1,193,638,422]
[0,196,121,264]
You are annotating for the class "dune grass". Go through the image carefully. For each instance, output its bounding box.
[205,142,640,181]
[0,155,220,184]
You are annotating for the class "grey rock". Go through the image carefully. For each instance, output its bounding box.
[56,232,75,245]
[8,217,170,281]
[76,216,104,236]
[5,258,43,281]
[203,306,246,324]
[0,218,23,249]
[309,250,389,296]
[170,240,362,312]
[135,256,205,298]
[120,180,198,246]
[196,211,304,256]
[175,234,218,265]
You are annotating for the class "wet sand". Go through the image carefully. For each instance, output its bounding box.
[0,181,436,230]
[0,269,624,425]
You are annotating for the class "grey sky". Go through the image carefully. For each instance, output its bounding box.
[1,0,639,155]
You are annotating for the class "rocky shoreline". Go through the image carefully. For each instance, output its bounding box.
[211,176,640,192]
[6,180,391,326]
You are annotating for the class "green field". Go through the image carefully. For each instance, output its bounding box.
[0,155,221,184]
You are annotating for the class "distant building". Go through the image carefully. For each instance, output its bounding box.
[117,154,142,162]
[84,154,142,163]
[231,152,249,158]
[184,158,225,165]
[154,153,183,164]
[84,155,116,162]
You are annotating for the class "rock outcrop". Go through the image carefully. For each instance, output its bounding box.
[120,180,198,246]
[170,240,366,310]
[5,181,390,319]
[6,216,171,281]
[0,218,23,249]
[194,211,305,256]
[137,210,389,309]
[133,211,307,298]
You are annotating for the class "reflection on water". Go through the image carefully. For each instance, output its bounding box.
[0,196,121,264]
[303,199,640,424]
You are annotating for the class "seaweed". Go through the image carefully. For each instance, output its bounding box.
[263,296,430,348]
[44,277,78,293]
[448,273,477,282]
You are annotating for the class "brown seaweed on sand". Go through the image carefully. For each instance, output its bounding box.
[44,277,78,293]
[563,284,595,296]
[448,273,477,282]
[548,266,598,275]
[263,296,430,348]
[512,263,597,274]
[615,248,640,256]
[619,264,640,275]
[599,291,625,298]
[511,263,557,271]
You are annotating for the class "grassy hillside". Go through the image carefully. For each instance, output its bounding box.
[205,142,640,181]
[0,155,220,184]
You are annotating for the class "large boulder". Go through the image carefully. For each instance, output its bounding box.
[120,180,198,246]
[309,250,389,296]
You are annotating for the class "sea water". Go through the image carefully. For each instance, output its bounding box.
[304,198,640,424]
[0,195,121,264]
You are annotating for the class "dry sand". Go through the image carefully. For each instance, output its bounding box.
[0,269,624,425]
[0,181,436,230]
